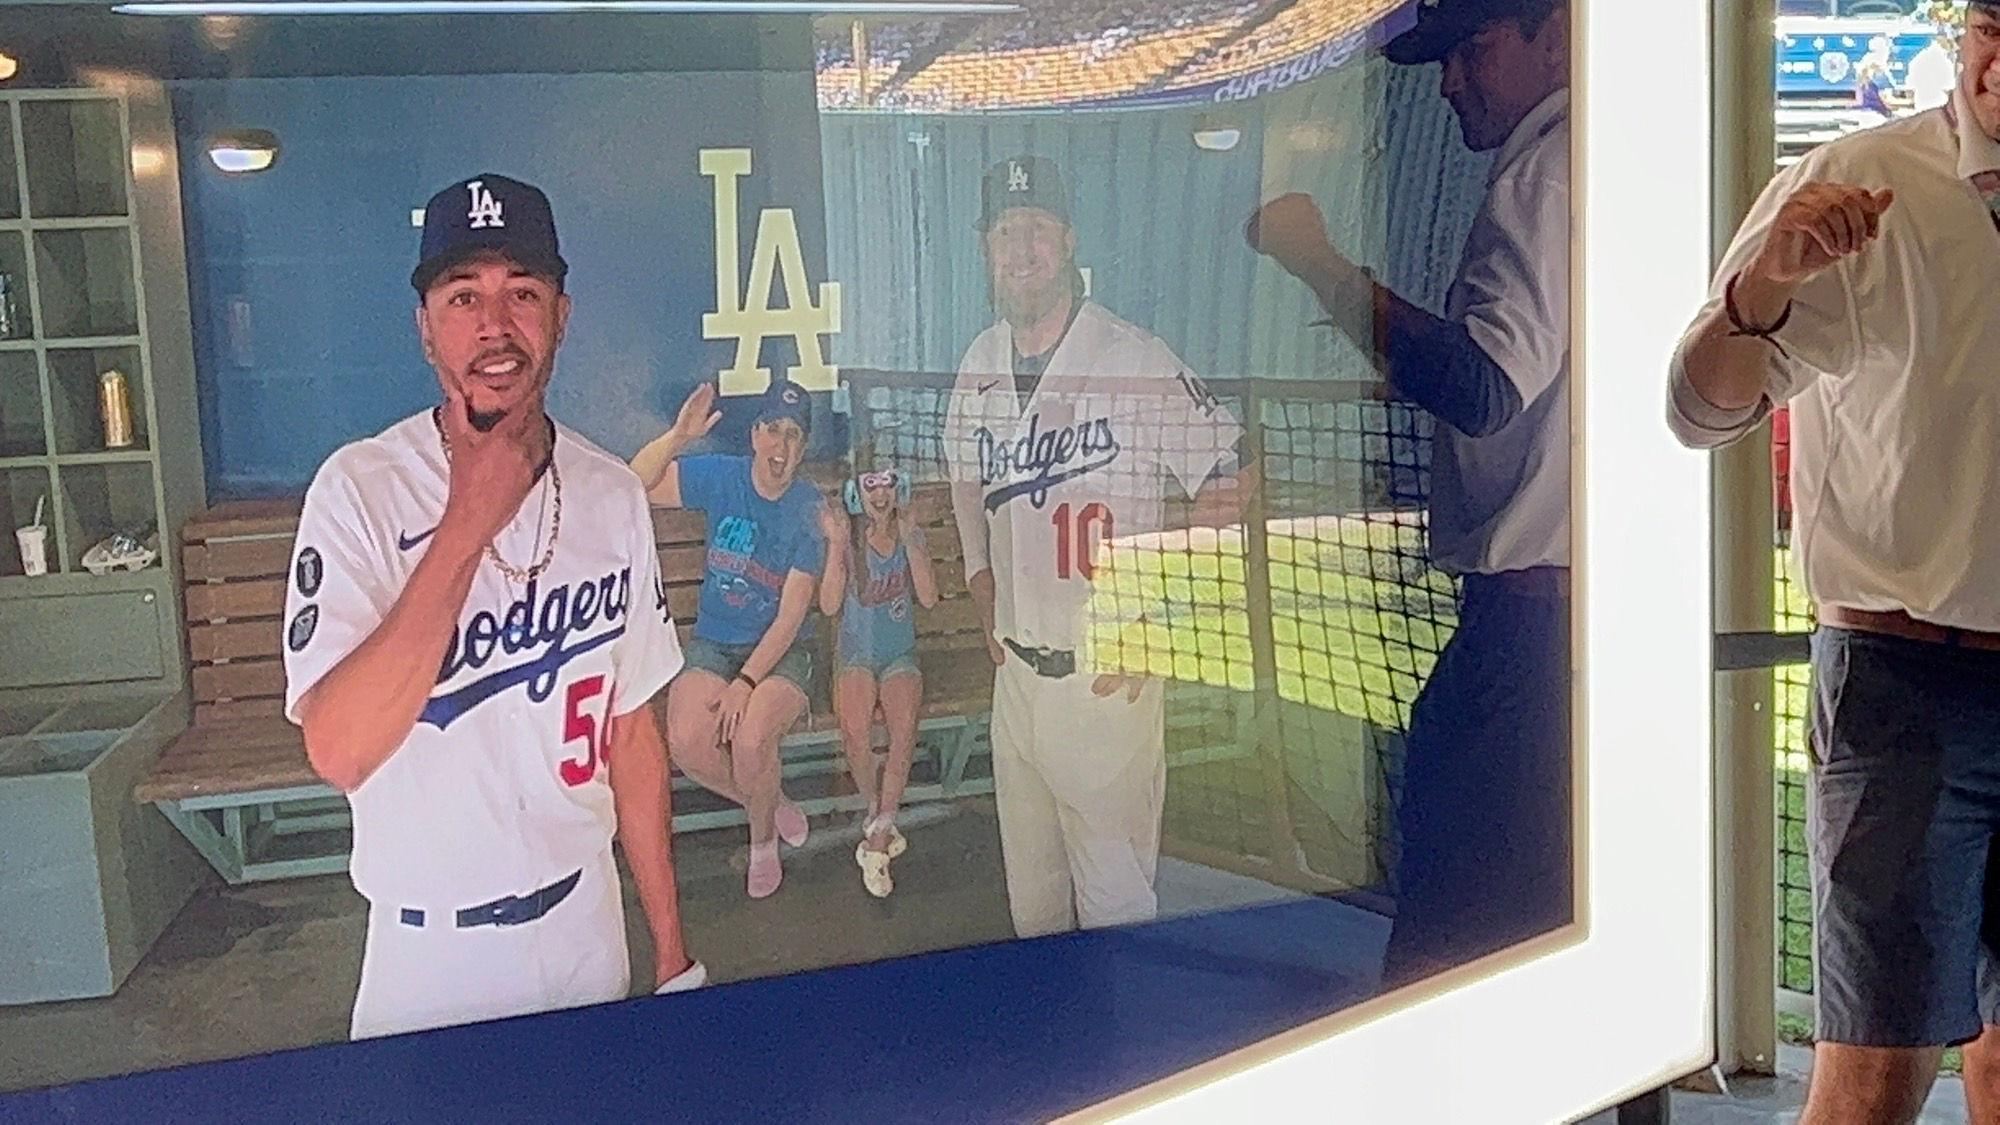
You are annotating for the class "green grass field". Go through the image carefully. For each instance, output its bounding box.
[1088,525,1825,970]
[1086,515,1454,731]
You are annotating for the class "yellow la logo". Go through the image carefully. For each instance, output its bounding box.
[701,148,842,395]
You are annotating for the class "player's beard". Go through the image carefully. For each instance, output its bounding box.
[993,265,1073,332]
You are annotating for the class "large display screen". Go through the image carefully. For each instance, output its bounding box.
[0,2,1710,1120]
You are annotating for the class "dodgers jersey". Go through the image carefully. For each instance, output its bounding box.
[944,301,1242,655]
[282,411,684,908]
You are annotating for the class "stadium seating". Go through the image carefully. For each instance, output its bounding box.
[814,0,1403,112]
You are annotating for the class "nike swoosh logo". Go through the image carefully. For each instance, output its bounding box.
[978,380,1000,394]
[398,526,437,551]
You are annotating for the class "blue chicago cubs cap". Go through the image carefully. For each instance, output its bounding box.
[976,154,1072,232]
[1385,0,1547,65]
[753,378,812,438]
[412,172,569,295]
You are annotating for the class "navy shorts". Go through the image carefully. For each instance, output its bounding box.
[1809,627,2000,1047]
[1382,574,1573,986]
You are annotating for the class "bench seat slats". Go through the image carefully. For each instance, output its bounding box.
[153,481,996,820]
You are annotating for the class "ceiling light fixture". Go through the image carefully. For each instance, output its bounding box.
[0,53,18,82]
[206,128,281,173]
[1192,127,1241,152]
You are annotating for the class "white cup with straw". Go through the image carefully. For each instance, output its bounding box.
[16,494,47,577]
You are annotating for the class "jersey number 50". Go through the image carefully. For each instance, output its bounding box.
[560,675,613,787]
[1051,502,1113,580]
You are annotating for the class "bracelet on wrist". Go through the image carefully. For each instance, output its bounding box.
[736,670,760,691]
[1723,272,1793,359]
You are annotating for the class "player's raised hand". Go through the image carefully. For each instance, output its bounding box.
[438,383,544,550]
[1751,182,1895,286]
[668,382,723,445]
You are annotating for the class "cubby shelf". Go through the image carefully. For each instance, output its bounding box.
[0,92,160,586]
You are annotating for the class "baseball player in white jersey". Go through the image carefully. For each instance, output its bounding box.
[946,156,1252,938]
[283,173,704,1040]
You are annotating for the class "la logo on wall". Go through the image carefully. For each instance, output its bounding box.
[701,148,842,395]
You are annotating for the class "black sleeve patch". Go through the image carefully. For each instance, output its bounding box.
[295,547,324,597]
[288,604,320,652]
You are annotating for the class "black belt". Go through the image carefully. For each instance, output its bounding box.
[397,869,582,930]
[1004,638,1075,679]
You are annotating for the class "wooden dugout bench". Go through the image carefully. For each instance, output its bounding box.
[132,484,996,884]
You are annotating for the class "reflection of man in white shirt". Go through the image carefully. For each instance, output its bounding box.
[1909,36,1955,112]
[1249,0,1572,990]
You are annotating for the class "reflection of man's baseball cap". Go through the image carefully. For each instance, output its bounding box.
[1385,0,1538,66]
[753,378,812,438]
[412,172,569,295]
[976,155,1071,232]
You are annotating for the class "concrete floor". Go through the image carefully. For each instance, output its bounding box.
[0,796,1342,1098]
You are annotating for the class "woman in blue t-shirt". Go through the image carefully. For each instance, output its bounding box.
[632,379,828,899]
[817,468,937,898]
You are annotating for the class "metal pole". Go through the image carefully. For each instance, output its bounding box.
[1709,0,1780,1080]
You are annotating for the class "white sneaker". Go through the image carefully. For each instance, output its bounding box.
[855,840,893,898]
[864,816,907,859]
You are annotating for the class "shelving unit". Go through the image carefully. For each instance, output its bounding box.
[0,86,209,1006]
[0,89,191,693]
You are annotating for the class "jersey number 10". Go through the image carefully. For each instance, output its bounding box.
[1051,502,1113,580]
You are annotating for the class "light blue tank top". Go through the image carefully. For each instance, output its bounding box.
[837,540,916,666]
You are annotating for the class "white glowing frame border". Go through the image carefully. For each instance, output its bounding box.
[1085,2,1716,1121]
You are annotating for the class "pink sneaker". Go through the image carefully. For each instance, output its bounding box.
[775,800,809,848]
[747,841,782,899]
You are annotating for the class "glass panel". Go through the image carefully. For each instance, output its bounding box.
[47,346,146,455]
[0,463,52,577]
[6,0,1582,1101]
[20,99,128,219]
[56,461,155,573]
[32,228,138,339]
[0,351,43,458]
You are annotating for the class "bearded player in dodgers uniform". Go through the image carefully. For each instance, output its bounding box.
[947,156,1251,936]
[283,173,704,1040]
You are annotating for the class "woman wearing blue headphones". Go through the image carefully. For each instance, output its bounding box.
[817,467,938,897]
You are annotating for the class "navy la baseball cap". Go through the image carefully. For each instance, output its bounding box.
[1385,0,1542,65]
[412,172,568,295]
[976,155,1071,232]
[753,378,812,437]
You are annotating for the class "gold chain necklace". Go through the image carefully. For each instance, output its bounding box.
[437,416,562,584]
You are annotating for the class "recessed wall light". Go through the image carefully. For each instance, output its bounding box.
[207,128,281,173]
